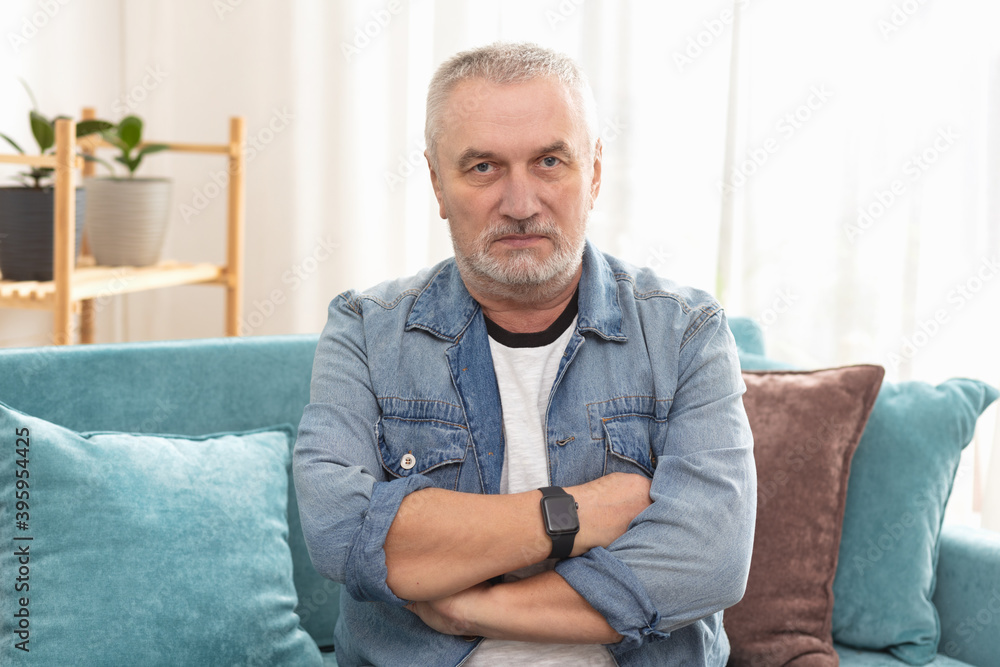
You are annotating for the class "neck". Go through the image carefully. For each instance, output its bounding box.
[465,265,582,333]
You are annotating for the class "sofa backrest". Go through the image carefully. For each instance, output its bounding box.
[0,334,339,648]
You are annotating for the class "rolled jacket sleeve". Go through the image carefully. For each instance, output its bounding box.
[293,293,433,607]
[556,309,757,648]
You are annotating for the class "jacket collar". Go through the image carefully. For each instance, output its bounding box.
[405,240,626,342]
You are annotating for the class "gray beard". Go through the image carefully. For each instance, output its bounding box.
[452,217,586,304]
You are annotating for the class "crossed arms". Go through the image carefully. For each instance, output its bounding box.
[388,473,653,642]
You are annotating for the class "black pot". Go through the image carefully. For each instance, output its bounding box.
[0,186,86,281]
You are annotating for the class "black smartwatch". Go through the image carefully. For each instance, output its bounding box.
[539,486,579,559]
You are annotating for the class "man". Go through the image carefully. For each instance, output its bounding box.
[294,42,756,666]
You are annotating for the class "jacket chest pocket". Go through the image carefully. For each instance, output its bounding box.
[587,396,670,478]
[376,399,471,489]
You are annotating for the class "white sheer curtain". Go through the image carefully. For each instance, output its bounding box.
[273,0,736,323]
[1,0,997,528]
[721,0,1000,529]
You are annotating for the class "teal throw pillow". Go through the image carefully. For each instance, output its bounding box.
[830,379,999,664]
[0,400,323,666]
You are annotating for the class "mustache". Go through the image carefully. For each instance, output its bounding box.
[479,216,559,242]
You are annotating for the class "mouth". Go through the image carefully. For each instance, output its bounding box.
[493,233,548,249]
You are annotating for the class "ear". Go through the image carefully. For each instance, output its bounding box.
[425,150,448,220]
[589,138,603,205]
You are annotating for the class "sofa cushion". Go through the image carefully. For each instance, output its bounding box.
[831,379,999,664]
[0,400,322,666]
[728,316,767,357]
[724,365,885,666]
[0,335,338,648]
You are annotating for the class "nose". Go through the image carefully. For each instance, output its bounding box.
[497,166,541,221]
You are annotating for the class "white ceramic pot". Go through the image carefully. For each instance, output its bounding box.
[84,178,172,267]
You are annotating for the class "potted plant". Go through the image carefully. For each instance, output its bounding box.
[84,115,170,266]
[0,81,111,281]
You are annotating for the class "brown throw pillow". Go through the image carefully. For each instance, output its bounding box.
[725,365,884,667]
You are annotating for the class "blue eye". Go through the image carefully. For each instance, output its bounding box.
[541,156,560,167]
[474,163,493,173]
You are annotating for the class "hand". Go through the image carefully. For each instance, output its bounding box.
[567,472,652,556]
[405,582,493,637]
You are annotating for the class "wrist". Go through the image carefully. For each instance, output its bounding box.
[563,483,594,556]
[451,582,498,639]
[464,581,511,640]
[539,486,579,559]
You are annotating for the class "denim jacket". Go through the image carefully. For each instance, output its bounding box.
[293,241,756,666]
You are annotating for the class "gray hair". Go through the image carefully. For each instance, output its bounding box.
[424,42,599,169]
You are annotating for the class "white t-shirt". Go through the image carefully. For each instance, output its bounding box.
[465,311,616,666]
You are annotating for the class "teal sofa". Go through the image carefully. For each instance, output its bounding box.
[0,319,997,666]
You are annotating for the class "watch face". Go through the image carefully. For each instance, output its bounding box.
[542,495,579,535]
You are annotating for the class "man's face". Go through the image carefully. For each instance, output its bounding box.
[427,77,602,295]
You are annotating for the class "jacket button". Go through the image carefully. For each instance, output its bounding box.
[400,453,416,470]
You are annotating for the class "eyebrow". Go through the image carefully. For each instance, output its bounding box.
[457,149,496,170]
[455,141,577,170]
[539,141,575,161]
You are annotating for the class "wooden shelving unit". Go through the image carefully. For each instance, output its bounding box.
[0,110,245,345]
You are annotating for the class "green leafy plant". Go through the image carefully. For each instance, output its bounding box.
[91,115,169,178]
[0,79,113,188]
